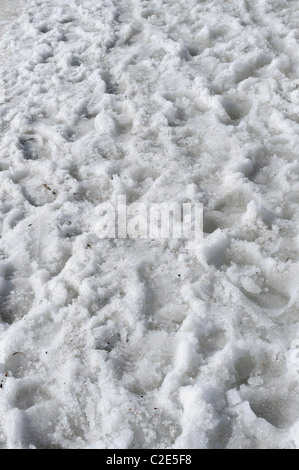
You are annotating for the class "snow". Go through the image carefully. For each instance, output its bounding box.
[0,0,299,449]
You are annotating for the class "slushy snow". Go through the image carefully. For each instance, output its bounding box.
[0,0,299,449]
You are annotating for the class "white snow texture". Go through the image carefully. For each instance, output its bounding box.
[0,0,299,449]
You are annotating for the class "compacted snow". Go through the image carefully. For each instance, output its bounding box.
[0,0,299,449]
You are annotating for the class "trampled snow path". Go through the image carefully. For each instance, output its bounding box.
[0,0,299,449]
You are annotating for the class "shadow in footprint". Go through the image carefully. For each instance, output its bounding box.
[0,262,15,324]
[102,72,118,95]
[19,137,38,160]
[219,96,249,125]
[249,393,299,429]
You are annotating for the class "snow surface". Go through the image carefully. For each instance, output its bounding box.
[0,0,299,449]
